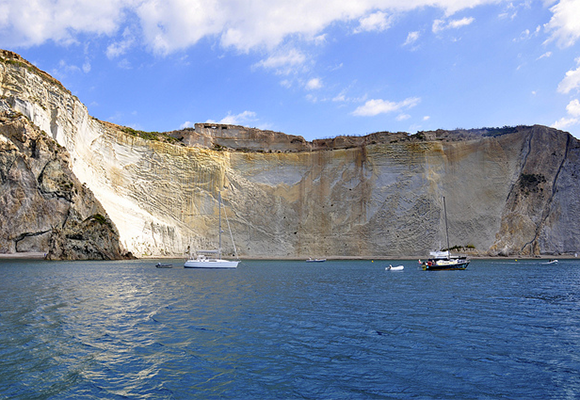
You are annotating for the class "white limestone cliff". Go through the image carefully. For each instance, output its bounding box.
[2,50,579,258]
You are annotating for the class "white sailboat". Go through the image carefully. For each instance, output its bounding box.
[184,192,239,269]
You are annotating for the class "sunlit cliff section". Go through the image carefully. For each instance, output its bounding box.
[1,49,579,258]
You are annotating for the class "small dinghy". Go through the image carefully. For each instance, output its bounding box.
[156,262,173,268]
[386,264,404,271]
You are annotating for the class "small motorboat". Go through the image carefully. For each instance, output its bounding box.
[156,262,173,268]
[306,258,326,262]
[545,259,558,265]
[386,264,404,271]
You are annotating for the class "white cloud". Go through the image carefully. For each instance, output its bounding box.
[55,59,81,75]
[544,0,580,48]
[403,31,420,46]
[306,78,323,90]
[0,0,502,55]
[305,94,318,103]
[433,17,474,33]
[396,114,411,121]
[552,116,579,130]
[255,48,306,75]
[117,58,132,69]
[136,0,226,55]
[557,59,580,94]
[208,111,257,125]
[552,99,580,131]
[354,11,392,33]
[331,90,368,104]
[106,27,136,59]
[333,93,346,102]
[180,121,194,129]
[432,20,445,34]
[0,0,126,47]
[566,98,580,116]
[515,25,541,42]
[537,51,552,60]
[448,17,475,29]
[500,0,536,20]
[352,97,420,117]
[313,34,327,46]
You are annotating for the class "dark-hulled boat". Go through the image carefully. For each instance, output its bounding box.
[420,196,470,271]
[420,251,469,270]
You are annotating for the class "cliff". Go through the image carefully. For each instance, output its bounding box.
[1,49,579,258]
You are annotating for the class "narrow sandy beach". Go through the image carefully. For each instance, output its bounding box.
[0,252,46,259]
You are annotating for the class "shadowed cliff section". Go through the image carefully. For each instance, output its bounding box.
[1,48,580,258]
[0,108,132,260]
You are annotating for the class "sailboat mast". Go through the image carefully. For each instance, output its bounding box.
[443,196,450,251]
[218,192,222,258]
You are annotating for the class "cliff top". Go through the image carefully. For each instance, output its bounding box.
[0,50,69,94]
[101,118,541,153]
[113,121,541,153]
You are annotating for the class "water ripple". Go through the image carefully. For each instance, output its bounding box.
[1,259,580,398]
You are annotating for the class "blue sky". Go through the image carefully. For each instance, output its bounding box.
[1,0,580,140]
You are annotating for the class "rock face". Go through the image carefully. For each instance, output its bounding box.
[0,106,130,260]
[1,49,579,258]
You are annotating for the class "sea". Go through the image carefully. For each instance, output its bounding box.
[1,258,579,399]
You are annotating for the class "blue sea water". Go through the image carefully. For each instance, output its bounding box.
[1,258,579,399]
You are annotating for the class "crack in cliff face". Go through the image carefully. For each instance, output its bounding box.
[523,130,572,254]
[50,107,59,140]
[494,126,572,255]
[527,132,573,254]
[489,126,569,256]
[550,133,571,198]
[504,128,534,208]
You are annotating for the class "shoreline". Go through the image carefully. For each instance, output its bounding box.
[1,252,577,261]
[0,252,46,259]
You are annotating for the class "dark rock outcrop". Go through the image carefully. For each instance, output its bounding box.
[0,109,131,260]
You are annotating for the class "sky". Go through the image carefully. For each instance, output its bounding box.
[1,0,580,141]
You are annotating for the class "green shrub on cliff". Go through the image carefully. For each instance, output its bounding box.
[121,127,180,144]
[519,173,546,195]
[87,213,113,229]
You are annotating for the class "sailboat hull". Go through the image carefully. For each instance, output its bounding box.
[421,260,469,271]
[183,259,239,268]
[184,259,239,268]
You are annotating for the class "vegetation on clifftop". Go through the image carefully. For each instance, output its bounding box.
[0,50,68,93]
[120,127,181,144]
